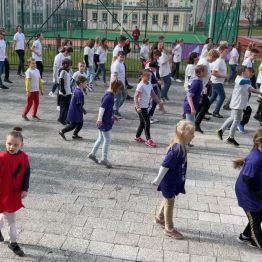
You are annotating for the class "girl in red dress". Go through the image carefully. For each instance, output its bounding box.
[0,127,30,257]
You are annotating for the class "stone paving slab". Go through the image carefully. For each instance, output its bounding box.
[0,73,262,261]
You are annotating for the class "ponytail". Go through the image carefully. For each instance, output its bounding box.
[233,158,245,169]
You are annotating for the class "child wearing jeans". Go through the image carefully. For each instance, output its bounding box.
[22,58,43,121]
[0,127,30,257]
[59,75,87,140]
[71,62,88,93]
[152,120,195,239]
[134,69,164,148]
[234,128,262,250]
[217,66,262,147]
[84,39,95,91]
[88,80,124,168]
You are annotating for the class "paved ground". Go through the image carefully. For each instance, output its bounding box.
[0,73,262,262]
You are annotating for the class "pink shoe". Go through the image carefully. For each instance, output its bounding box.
[134,137,146,143]
[145,139,156,148]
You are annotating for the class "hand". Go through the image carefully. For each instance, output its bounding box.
[26,92,31,97]
[96,120,102,127]
[203,87,208,95]
[21,191,28,199]
[83,109,87,115]
[136,107,141,113]
[191,108,196,115]
[158,102,164,111]
[40,91,44,96]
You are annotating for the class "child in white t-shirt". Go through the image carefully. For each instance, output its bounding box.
[71,62,88,93]
[84,39,95,91]
[184,52,198,91]
[254,62,262,125]
[228,42,239,83]
[22,58,43,121]
[134,69,164,148]
[171,39,183,82]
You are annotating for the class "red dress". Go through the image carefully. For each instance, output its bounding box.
[0,151,29,213]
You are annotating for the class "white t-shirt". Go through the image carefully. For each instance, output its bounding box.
[230,76,252,110]
[32,39,42,61]
[242,58,253,68]
[84,46,94,66]
[198,57,211,87]
[173,44,182,63]
[97,46,108,64]
[256,62,262,85]
[72,71,87,89]
[244,50,251,60]
[136,81,153,108]
[0,39,6,61]
[200,44,208,59]
[25,68,41,92]
[158,52,171,77]
[113,45,123,59]
[59,70,72,95]
[210,57,227,84]
[110,60,125,86]
[140,45,149,60]
[53,52,69,83]
[229,48,239,65]
[184,64,196,89]
[13,32,25,50]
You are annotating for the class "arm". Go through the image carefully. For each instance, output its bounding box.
[96,107,105,127]
[134,90,141,111]
[22,164,30,192]
[59,71,66,95]
[152,166,169,186]
[151,90,162,104]
[249,86,262,95]
[84,54,89,68]
[25,78,31,95]
[39,79,43,95]
[76,103,87,114]
[212,70,227,79]
[187,95,196,115]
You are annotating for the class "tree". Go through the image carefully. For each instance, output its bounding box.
[242,0,257,37]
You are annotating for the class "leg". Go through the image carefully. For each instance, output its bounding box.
[22,93,34,116]
[221,110,234,132]
[148,100,157,118]
[0,61,4,87]
[72,122,83,136]
[195,95,210,126]
[61,122,77,134]
[214,83,226,114]
[94,64,102,81]
[240,106,252,126]
[4,58,10,80]
[91,131,104,156]
[156,199,165,222]
[16,50,21,75]
[101,131,111,161]
[163,197,175,230]
[136,110,146,138]
[255,101,262,122]
[88,66,95,87]
[113,92,122,112]
[101,64,106,83]
[242,222,251,238]
[246,211,262,249]
[176,62,180,80]
[185,114,195,123]
[228,109,242,138]
[32,91,40,117]
[209,84,218,106]
[223,94,232,108]
[20,50,25,73]
[141,108,151,140]
[118,89,128,110]
[3,213,17,243]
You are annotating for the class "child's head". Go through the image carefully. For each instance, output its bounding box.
[36,33,43,40]
[118,35,127,47]
[117,51,126,62]
[205,37,212,44]
[188,52,198,65]
[62,39,73,47]
[142,38,149,45]
[78,62,86,72]
[219,45,228,58]
[95,37,101,46]
[101,38,108,49]
[153,49,161,60]
[28,58,36,69]
[249,47,259,61]
[63,46,73,55]
[6,127,23,154]
[139,69,151,82]
[108,79,124,94]
[61,58,71,70]
[207,49,219,62]
[219,41,228,48]
[148,61,159,72]
[76,75,87,88]
[237,65,253,78]
[87,39,95,48]
[195,64,207,78]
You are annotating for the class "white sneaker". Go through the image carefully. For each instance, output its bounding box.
[57,106,60,111]
[176,79,183,83]
[49,91,56,97]
[150,118,159,124]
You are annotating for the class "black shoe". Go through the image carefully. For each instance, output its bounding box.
[0,230,4,242]
[223,105,231,111]
[203,116,211,121]
[58,130,67,141]
[226,137,239,147]
[254,115,260,121]
[0,84,9,89]
[22,115,30,121]
[212,112,223,118]
[58,119,67,125]
[126,84,134,90]
[195,125,204,134]
[72,135,83,139]
[126,94,133,100]
[237,233,252,244]
[32,115,40,121]
[188,143,194,147]
[206,111,212,116]
[4,79,13,84]
[8,242,24,257]
[217,129,223,141]
[114,111,122,118]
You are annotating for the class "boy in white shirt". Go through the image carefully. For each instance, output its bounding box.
[84,39,95,91]
[0,30,8,89]
[31,33,43,78]
[13,25,25,77]
[254,62,262,125]
[171,39,183,82]
[228,42,239,83]
[112,36,126,62]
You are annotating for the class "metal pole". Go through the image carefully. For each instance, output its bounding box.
[193,0,199,33]
[81,0,84,44]
[21,0,24,28]
[145,0,149,38]
[208,0,215,37]
[120,2,124,35]
[235,0,241,41]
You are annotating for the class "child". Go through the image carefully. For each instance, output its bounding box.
[57,58,72,125]
[59,76,87,140]
[88,80,124,168]
[140,38,150,68]
[254,61,262,125]
[234,128,262,250]
[71,62,88,93]
[134,69,164,148]
[171,39,183,82]
[0,127,30,257]
[184,52,198,91]
[84,39,95,91]
[217,66,262,147]
[22,58,43,121]
[183,65,207,123]
[152,120,195,239]
[228,42,239,83]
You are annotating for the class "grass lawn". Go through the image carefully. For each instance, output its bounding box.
[238,27,262,37]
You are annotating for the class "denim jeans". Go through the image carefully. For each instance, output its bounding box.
[228,64,237,83]
[91,130,111,161]
[0,61,4,86]
[113,88,128,112]
[209,83,226,114]
[185,113,195,123]
[161,74,171,99]
[94,63,106,83]
[87,66,95,86]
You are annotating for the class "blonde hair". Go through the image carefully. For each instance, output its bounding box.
[233,128,262,169]
[108,80,124,94]
[208,49,219,59]
[219,41,228,47]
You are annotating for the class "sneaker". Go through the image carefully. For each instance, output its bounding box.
[154,217,165,228]
[114,111,122,118]
[22,115,30,121]
[57,106,60,111]
[57,119,66,125]
[0,230,4,242]
[8,242,24,257]
[203,116,211,121]
[4,79,13,83]
[164,228,184,240]
[88,153,99,163]
[217,129,223,141]
[58,130,67,141]
[223,105,231,111]
[126,84,134,90]
[176,79,183,83]
[150,118,159,124]
[48,91,56,97]
[212,112,223,118]
[145,139,156,148]
[134,137,146,143]
[87,86,94,92]
[248,241,259,249]
[100,159,113,168]
[32,115,40,121]
[0,84,9,89]
[188,142,194,147]
[126,94,133,100]
[237,125,246,134]
[72,135,83,139]
[18,73,25,78]
[237,233,252,244]
[195,125,204,134]
[226,137,239,147]
[206,111,212,116]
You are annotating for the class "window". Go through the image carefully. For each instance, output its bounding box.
[123,13,128,24]
[152,14,158,25]
[102,13,108,23]
[173,15,179,25]
[92,12,98,21]
[132,13,138,24]
[112,13,118,23]
[142,13,147,24]
[163,14,168,25]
